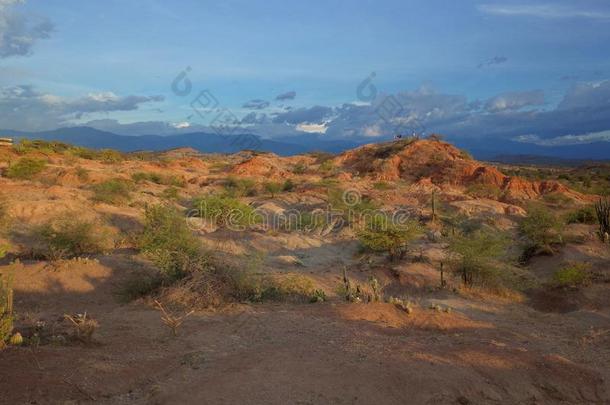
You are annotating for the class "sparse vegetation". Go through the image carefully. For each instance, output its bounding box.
[520,204,564,255]
[466,183,502,199]
[32,215,115,260]
[448,229,509,287]
[357,217,422,261]
[595,198,610,242]
[223,176,257,197]
[0,271,13,348]
[282,179,295,192]
[263,181,282,198]
[565,205,597,224]
[553,262,590,287]
[138,204,208,279]
[191,195,259,228]
[4,158,46,179]
[90,178,133,204]
[64,312,98,343]
[132,171,185,187]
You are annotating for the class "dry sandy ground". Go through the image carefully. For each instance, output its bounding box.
[0,251,608,405]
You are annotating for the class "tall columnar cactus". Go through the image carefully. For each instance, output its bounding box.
[431,190,437,222]
[595,198,610,243]
[0,274,13,346]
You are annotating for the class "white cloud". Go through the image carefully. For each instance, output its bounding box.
[478,4,610,19]
[0,0,53,58]
[0,85,164,130]
[515,130,610,146]
[296,122,327,134]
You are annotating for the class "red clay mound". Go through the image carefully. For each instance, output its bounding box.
[335,138,587,201]
[231,154,289,178]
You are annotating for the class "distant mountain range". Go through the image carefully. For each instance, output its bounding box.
[0,126,362,156]
[2,126,610,163]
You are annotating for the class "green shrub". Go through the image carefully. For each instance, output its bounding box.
[91,179,133,205]
[372,181,393,190]
[223,176,257,197]
[319,159,335,174]
[5,158,46,179]
[98,149,123,163]
[191,195,259,228]
[282,179,295,192]
[291,162,307,174]
[0,270,13,347]
[75,166,89,181]
[263,181,282,198]
[358,217,422,260]
[118,271,165,302]
[131,171,185,187]
[161,186,180,200]
[448,229,508,287]
[0,195,11,233]
[543,192,572,207]
[565,205,597,224]
[519,204,564,254]
[466,183,501,199]
[553,262,590,287]
[32,215,115,260]
[138,204,208,279]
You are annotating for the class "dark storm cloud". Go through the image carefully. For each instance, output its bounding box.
[275,91,296,101]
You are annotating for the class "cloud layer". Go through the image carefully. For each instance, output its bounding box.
[0,0,53,58]
[0,85,163,130]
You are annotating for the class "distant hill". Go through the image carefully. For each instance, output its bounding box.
[0,127,362,156]
[3,126,610,161]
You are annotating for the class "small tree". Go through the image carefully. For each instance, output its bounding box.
[448,229,508,287]
[519,204,564,254]
[358,217,422,261]
[263,181,282,198]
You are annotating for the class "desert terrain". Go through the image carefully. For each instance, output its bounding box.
[0,137,608,404]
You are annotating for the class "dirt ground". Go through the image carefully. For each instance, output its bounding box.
[1,250,608,405]
[0,143,609,404]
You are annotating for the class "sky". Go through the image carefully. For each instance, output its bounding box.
[1,0,610,147]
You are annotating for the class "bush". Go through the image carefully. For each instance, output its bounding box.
[448,229,508,287]
[466,183,501,199]
[0,270,13,348]
[291,162,307,174]
[139,204,208,279]
[75,166,89,181]
[282,179,295,192]
[543,192,572,207]
[358,217,422,260]
[161,186,180,200]
[191,195,259,228]
[131,171,185,187]
[372,181,393,190]
[223,176,257,197]
[5,158,46,179]
[565,205,597,224]
[32,215,115,260]
[98,149,123,164]
[553,262,590,287]
[263,181,282,198]
[519,204,564,254]
[91,179,133,205]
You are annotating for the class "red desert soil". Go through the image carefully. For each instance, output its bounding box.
[0,257,608,404]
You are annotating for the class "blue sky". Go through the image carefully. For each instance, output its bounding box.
[2,0,610,146]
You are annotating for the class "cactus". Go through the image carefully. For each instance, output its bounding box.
[431,190,437,222]
[0,273,14,347]
[595,198,610,243]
